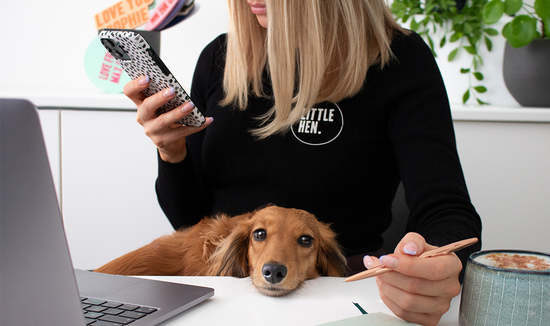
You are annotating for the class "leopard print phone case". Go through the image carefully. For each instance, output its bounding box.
[98,29,205,127]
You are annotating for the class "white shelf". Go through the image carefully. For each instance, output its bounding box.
[2,88,550,122]
[451,104,550,123]
[0,87,135,110]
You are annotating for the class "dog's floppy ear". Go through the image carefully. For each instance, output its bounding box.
[316,223,349,277]
[207,212,254,278]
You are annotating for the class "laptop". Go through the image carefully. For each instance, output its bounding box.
[0,98,214,326]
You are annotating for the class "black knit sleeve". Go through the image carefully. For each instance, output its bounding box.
[384,32,482,280]
[155,35,226,229]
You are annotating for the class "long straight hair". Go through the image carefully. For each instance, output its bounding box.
[222,0,405,139]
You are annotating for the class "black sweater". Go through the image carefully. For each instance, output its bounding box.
[155,32,482,268]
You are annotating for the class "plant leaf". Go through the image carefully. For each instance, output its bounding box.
[422,16,431,25]
[410,17,420,31]
[474,72,484,80]
[483,28,499,36]
[504,0,523,16]
[464,46,477,54]
[464,22,474,34]
[482,0,505,24]
[545,17,550,37]
[448,48,459,61]
[477,55,484,66]
[503,15,538,47]
[463,90,471,103]
[450,32,463,42]
[468,35,480,48]
[452,14,465,25]
[461,68,471,73]
[535,0,550,20]
[477,98,489,105]
[474,86,488,93]
[427,35,435,51]
[485,35,493,51]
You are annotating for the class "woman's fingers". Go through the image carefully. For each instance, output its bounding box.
[376,262,461,300]
[380,251,462,282]
[152,109,213,146]
[123,76,150,106]
[137,86,177,126]
[366,233,463,326]
[375,285,444,326]
[122,75,213,163]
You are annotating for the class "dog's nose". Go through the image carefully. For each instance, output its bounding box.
[262,263,287,284]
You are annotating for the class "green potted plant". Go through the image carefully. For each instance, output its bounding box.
[391,0,499,104]
[482,0,550,107]
[483,0,550,47]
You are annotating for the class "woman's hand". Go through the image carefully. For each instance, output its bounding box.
[364,233,462,326]
[124,76,213,163]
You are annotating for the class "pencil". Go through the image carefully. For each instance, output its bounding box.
[352,302,368,315]
[344,237,478,282]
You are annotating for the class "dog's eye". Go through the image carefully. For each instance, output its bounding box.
[298,235,314,247]
[253,229,267,241]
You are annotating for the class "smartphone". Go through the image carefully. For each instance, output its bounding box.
[98,29,205,127]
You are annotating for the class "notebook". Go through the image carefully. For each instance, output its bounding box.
[0,98,214,326]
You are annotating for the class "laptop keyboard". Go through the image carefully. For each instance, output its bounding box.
[81,296,158,325]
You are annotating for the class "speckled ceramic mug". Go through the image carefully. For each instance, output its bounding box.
[459,250,550,326]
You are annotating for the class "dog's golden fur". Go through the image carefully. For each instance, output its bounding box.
[95,206,348,296]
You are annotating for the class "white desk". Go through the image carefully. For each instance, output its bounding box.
[144,276,460,326]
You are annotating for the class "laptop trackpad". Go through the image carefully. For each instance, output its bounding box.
[74,268,214,310]
[75,269,146,298]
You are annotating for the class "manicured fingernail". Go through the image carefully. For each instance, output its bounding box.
[163,87,174,98]
[363,255,374,269]
[181,101,195,113]
[380,255,399,268]
[403,241,418,255]
[139,76,149,86]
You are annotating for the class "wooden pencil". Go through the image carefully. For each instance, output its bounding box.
[344,238,478,282]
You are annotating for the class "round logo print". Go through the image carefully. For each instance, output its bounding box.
[84,37,131,93]
[291,102,344,146]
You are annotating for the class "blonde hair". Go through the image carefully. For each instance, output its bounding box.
[222,0,405,138]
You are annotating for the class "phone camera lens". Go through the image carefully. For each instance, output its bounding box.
[114,50,125,59]
[100,38,131,60]
[101,39,115,50]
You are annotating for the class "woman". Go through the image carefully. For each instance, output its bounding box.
[125,1,482,324]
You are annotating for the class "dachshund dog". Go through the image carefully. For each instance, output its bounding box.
[95,205,348,296]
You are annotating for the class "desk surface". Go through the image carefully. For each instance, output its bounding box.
[144,276,460,326]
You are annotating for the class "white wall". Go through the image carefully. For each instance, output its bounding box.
[0,0,228,93]
[454,120,550,252]
[0,0,521,107]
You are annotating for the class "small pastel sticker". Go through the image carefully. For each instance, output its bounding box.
[84,37,131,93]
